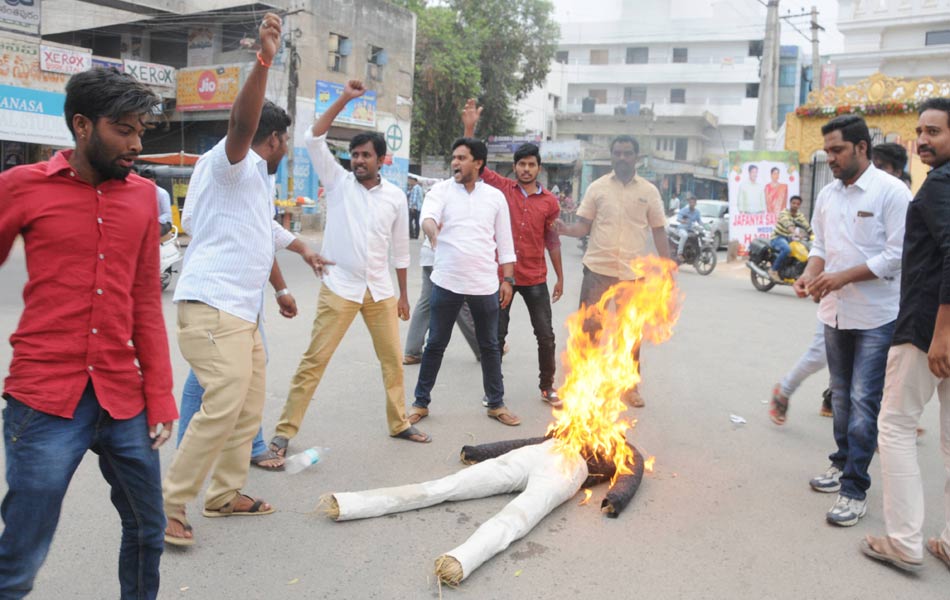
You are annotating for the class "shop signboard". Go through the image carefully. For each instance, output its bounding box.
[176,65,241,111]
[92,56,124,72]
[487,134,542,154]
[0,0,40,37]
[540,140,580,163]
[40,43,91,75]
[124,59,176,89]
[0,38,69,93]
[727,150,800,254]
[314,80,376,128]
[0,83,71,146]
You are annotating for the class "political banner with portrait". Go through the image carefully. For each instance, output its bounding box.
[727,150,800,254]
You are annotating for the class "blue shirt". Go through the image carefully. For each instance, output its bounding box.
[677,205,702,228]
[408,185,424,211]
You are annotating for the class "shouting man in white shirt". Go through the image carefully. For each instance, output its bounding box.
[794,115,912,527]
[410,137,521,426]
[270,79,431,451]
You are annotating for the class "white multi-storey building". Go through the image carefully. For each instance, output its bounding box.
[831,0,950,83]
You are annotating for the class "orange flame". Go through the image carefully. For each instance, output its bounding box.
[644,456,656,473]
[548,257,680,485]
[579,489,593,506]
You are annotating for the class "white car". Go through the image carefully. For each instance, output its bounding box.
[668,200,729,249]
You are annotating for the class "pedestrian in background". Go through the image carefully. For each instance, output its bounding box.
[407,175,424,239]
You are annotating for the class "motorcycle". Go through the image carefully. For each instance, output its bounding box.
[745,234,810,292]
[160,225,183,291]
[668,223,717,275]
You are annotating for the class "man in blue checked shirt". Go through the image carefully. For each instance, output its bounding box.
[408,175,424,239]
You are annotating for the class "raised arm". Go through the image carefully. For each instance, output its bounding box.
[313,79,367,138]
[462,98,482,138]
[224,13,281,165]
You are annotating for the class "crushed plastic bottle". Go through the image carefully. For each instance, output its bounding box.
[285,446,330,475]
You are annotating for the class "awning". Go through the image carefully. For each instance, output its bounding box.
[138,152,200,166]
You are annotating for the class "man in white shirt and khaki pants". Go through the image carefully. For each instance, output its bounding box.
[270,80,431,451]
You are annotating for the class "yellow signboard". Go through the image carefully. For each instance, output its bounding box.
[176,65,241,112]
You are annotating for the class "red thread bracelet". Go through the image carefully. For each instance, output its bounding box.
[257,51,272,68]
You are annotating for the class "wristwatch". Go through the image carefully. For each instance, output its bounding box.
[502,277,515,286]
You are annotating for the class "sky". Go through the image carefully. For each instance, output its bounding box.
[552,0,845,55]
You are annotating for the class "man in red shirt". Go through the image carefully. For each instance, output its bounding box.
[0,68,176,598]
[463,100,565,407]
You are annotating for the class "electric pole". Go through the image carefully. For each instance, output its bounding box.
[754,0,780,149]
[810,6,824,92]
[285,12,299,201]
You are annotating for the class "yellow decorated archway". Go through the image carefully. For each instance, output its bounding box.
[785,72,950,192]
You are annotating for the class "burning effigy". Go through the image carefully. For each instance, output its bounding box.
[320,257,680,585]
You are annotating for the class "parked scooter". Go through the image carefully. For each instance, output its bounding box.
[745,234,810,292]
[160,225,183,291]
[668,223,717,275]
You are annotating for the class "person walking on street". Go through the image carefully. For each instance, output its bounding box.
[0,67,176,599]
[270,79,430,455]
[411,137,520,426]
[862,98,950,571]
[462,99,564,407]
[554,135,671,408]
[794,115,911,527]
[408,176,424,239]
[163,14,328,546]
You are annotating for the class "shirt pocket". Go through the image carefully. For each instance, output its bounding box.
[852,213,884,248]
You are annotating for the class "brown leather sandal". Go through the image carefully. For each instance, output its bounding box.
[202,493,275,518]
[486,406,521,426]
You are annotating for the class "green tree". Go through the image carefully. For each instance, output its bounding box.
[391,0,558,160]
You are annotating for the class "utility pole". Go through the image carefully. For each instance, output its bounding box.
[285,11,299,201]
[810,6,824,93]
[754,0,780,149]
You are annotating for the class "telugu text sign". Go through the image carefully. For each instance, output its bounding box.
[176,66,241,112]
[0,0,40,36]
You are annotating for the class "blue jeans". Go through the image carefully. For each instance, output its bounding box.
[404,266,480,360]
[770,236,791,272]
[824,321,896,500]
[0,381,164,599]
[414,284,505,409]
[177,370,267,458]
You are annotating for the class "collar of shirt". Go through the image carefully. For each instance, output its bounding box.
[518,183,543,197]
[832,163,875,192]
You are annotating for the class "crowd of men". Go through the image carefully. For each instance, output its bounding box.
[0,12,949,597]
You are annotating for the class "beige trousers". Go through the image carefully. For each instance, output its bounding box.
[275,286,410,438]
[878,343,950,560]
[163,302,266,512]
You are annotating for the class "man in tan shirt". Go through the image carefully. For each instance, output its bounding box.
[555,134,671,407]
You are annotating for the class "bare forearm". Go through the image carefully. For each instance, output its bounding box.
[269,259,288,291]
[802,256,826,279]
[501,262,514,279]
[286,238,308,256]
[396,268,408,298]
[841,263,877,285]
[313,95,350,138]
[226,61,269,162]
[652,226,670,259]
[549,248,564,281]
[560,218,591,238]
[422,218,439,243]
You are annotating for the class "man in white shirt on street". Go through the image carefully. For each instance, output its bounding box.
[794,115,911,527]
[410,137,520,426]
[163,14,327,547]
[270,79,431,452]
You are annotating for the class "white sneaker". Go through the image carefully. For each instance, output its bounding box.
[809,464,842,493]
[826,494,867,527]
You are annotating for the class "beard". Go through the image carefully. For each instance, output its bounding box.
[86,130,134,181]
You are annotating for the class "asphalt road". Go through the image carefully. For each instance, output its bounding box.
[0,235,946,599]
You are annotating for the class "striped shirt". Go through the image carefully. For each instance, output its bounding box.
[174,139,293,323]
[771,209,811,239]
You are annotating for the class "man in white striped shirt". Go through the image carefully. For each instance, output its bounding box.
[162,14,328,547]
[270,79,431,451]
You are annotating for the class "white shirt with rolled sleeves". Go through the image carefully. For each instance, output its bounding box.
[421,178,516,296]
[304,129,410,303]
[809,163,911,330]
[174,139,295,323]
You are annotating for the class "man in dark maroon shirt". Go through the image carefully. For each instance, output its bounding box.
[462,99,565,407]
[0,68,176,599]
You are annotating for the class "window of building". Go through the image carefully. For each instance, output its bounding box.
[743,126,755,141]
[779,64,797,87]
[549,93,561,110]
[746,83,759,98]
[588,89,607,104]
[590,49,609,65]
[366,45,385,81]
[626,47,648,64]
[672,47,688,63]
[328,32,349,72]
[748,40,763,57]
[555,50,569,64]
[925,30,950,45]
[670,88,686,104]
[624,85,647,104]
[674,138,688,161]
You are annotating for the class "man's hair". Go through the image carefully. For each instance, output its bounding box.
[349,132,387,158]
[252,100,292,146]
[821,115,872,159]
[64,68,161,139]
[789,195,802,204]
[452,137,488,174]
[610,135,639,155]
[513,143,541,166]
[770,166,780,174]
[872,142,908,173]
[748,164,758,173]
[919,97,950,127]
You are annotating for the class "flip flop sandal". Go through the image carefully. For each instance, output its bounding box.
[269,435,289,458]
[487,406,521,426]
[203,493,275,518]
[408,407,428,424]
[392,425,431,443]
[250,448,286,471]
[927,538,950,571]
[769,388,788,425]
[164,510,195,547]
[861,535,923,572]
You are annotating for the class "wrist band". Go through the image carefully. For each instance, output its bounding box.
[257,51,272,68]
[275,288,291,298]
